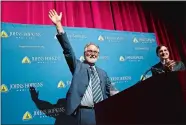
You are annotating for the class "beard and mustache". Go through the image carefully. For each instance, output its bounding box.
[84,53,98,64]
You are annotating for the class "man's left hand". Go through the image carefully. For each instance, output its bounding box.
[164,60,176,71]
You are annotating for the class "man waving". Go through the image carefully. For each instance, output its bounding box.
[48,9,118,125]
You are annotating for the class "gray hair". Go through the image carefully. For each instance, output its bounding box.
[84,42,100,52]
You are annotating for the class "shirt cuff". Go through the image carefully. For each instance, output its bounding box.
[57,32,64,35]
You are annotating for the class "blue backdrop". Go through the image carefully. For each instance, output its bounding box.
[1,22,158,124]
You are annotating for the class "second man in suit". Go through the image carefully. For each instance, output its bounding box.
[151,45,185,76]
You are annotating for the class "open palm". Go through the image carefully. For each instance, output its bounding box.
[48,9,62,24]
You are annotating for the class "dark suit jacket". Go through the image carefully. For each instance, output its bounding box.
[151,61,185,76]
[56,33,111,115]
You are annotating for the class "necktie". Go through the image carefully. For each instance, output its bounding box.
[90,66,103,103]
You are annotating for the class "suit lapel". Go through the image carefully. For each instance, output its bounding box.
[84,63,91,85]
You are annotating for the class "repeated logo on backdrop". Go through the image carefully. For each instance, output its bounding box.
[119,55,144,62]
[0,80,71,94]
[1,30,9,38]
[22,107,65,121]
[1,22,158,124]
[1,30,41,39]
[0,82,43,93]
[97,34,125,42]
[21,56,62,64]
[133,36,156,44]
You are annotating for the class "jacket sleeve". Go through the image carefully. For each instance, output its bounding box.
[56,32,78,75]
[151,67,157,76]
[179,61,185,71]
[105,73,112,97]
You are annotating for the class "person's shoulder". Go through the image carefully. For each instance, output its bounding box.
[176,60,185,69]
[152,62,161,68]
[176,60,184,64]
[96,66,108,75]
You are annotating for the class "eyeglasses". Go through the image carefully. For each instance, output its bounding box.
[86,50,99,54]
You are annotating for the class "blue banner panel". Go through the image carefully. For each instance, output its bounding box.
[1,22,158,124]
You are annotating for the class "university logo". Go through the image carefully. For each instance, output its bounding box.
[21,56,61,64]
[3,82,43,92]
[22,111,32,121]
[133,37,139,43]
[0,84,9,93]
[1,30,8,38]
[119,56,125,61]
[133,36,155,43]
[79,56,85,62]
[22,56,31,64]
[98,34,124,42]
[98,35,104,41]
[120,55,144,62]
[57,80,65,88]
[54,34,57,39]
[1,30,41,39]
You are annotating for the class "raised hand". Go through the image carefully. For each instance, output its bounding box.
[164,60,176,71]
[48,9,62,25]
[29,86,39,102]
[48,9,64,33]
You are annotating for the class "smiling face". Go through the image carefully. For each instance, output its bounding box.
[84,44,99,64]
[157,46,170,60]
